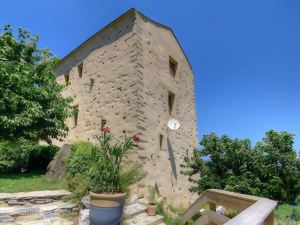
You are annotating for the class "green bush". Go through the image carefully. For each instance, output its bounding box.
[65,173,90,203]
[28,145,59,170]
[156,202,183,225]
[0,140,30,172]
[65,141,94,196]
[0,139,58,173]
[276,203,300,222]
[66,141,94,179]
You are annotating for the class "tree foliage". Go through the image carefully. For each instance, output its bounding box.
[66,141,94,179]
[0,139,58,172]
[181,130,300,203]
[0,25,72,143]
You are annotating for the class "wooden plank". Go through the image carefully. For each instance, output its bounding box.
[264,211,275,225]
[209,203,216,211]
[209,203,217,225]
[207,210,230,225]
[182,192,208,223]
[207,189,260,202]
[206,192,254,212]
[224,199,277,225]
[182,189,277,225]
[193,211,209,225]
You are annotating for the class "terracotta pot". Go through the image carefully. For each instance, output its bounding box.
[147,203,157,216]
[90,192,126,225]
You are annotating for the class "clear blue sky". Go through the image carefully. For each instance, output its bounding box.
[1,0,300,149]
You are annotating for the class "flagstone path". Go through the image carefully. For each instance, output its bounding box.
[0,190,166,225]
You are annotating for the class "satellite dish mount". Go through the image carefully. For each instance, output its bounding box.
[167,118,180,131]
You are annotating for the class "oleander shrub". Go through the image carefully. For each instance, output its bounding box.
[66,131,145,198]
[88,128,143,194]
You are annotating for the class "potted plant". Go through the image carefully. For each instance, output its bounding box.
[88,127,143,225]
[147,185,158,216]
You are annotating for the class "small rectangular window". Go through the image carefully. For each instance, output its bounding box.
[168,91,175,116]
[78,63,83,78]
[90,78,95,92]
[101,118,107,130]
[73,105,79,127]
[64,72,70,85]
[159,134,164,149]
[169,56,178,77]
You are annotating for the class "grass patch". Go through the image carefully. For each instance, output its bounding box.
[0,170,67,193]
[156,202,183,225]
[275,203,300,224]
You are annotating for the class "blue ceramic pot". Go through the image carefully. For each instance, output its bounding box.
[90,192,126,225]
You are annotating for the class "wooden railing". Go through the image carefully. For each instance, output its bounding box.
[183,189,277,225]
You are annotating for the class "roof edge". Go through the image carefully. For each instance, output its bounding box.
[57,8,193,72]
[135,11,193,72]
[57,8,136,66]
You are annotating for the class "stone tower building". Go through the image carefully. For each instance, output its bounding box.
[55,8,198,204]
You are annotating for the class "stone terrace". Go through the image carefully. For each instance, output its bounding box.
[0,190,76,224]
[0,190,166,225]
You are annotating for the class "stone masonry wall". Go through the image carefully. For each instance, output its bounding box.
[132,13,198,205]
[54,10,198,205]
[55,12,140,144]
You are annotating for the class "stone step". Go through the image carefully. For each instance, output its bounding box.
[123,212,164,225]
[123,203,147,219]
[14,218,74,225]
[37,201,77,213]
[0,190,70,201]
[0,201,77,216]
[0,215,14,223]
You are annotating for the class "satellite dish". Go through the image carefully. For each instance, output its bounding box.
[167,118,180,131]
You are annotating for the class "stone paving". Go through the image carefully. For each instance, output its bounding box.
[0,190,76,225]
[123,213,164,225]
[0,190,70,201]
[79,204,165,225]
[78,195,166,225]
[0,191,166,225]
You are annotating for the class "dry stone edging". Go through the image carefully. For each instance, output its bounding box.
[0,190,71,201]
[0,190,75,225]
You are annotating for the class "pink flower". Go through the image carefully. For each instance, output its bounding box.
[102,127,111,134]
[133,134,141,143]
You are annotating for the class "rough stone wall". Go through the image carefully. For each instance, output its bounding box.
[132,13,198,205]
[54,12,140,144]
[54,10,197,205]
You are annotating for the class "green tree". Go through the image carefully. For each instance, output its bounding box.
[0,25,72,143]
[181,131,300,203]
[255,131,300,202]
